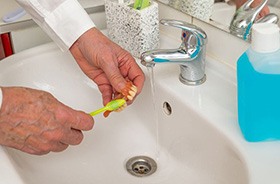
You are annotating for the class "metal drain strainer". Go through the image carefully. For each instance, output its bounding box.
[126,156,157,177]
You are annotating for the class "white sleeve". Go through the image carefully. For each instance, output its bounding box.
[0,88,2,111]
[16,0,96,51]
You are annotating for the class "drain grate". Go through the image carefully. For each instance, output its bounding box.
[126,156,157,177]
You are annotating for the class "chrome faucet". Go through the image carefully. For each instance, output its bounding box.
[229,0,279,41]
[141,19,207,85]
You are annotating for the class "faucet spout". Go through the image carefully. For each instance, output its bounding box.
[141,45,206,85]
[141,46,200,67]
[140,19,207,85]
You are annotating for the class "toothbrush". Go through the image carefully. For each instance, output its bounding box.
[89,99,127,117]
[133,0,150,10]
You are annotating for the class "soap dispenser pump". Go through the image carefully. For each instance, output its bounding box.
[237,22,280,142]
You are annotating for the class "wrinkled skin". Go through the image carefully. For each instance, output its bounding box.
[0,27,145,156]
[70,28,145,106]
[233,0,270,18]
[0,87,94,155]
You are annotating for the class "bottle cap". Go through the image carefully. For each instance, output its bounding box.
[251,22,280,53]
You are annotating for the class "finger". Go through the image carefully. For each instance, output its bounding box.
[259,7,270,17]
[21,142,68,154]
[61,129,84,145]
[20,145,38,155]
[120,58,145,95]
[40,130,69,152]
[100,56,128,94]
[21,147,49,155]
[66,110,94,131]
[51,142,69,152]
[128,69,145,95]
[97,83,114,105]
[24,136,52,155]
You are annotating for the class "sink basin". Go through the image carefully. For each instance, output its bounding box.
[0,41,248,183]
[1,31,280,184]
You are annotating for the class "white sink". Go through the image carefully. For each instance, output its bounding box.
[0,31,280,184]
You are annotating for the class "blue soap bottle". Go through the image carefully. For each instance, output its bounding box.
[237,23,280,142]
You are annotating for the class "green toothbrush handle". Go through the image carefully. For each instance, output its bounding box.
[89,107,107,116]
[134,0,149,10]
[89,99,126,117]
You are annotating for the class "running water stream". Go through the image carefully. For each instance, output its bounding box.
[146,67,160,159]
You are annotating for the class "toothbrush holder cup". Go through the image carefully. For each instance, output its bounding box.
[105,0,160,58]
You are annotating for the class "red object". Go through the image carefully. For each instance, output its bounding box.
[0,37,5,60]
[1,33,13,57]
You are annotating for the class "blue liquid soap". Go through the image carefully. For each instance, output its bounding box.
[237,50,280,142]
[237,23,280,142]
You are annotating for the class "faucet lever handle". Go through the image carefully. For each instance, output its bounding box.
[256,13,279,24]
[240,0,267,13]
[160,19,207,46]
[229,0,269,40]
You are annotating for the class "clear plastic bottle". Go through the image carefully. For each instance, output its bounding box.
[237,22,280,142]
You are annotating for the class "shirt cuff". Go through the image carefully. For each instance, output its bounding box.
[39,0,95,51]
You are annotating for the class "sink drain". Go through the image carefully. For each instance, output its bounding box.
[126,156,157,177]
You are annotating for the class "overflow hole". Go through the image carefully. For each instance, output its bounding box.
[163,102,172,115]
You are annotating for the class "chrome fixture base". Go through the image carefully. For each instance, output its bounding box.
[179,74,206,85]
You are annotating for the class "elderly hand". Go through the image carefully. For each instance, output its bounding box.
[0,87,94,155]
[69,28,145,106]
[233,0,270,18]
